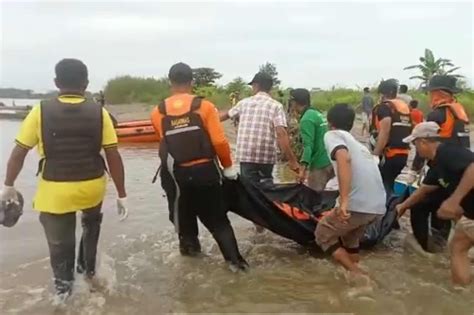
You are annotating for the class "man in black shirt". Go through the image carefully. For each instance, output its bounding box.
[397,122,474,285]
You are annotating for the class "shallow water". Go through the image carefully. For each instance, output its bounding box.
[1,119,473,315]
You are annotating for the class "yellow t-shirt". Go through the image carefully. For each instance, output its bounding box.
[15,95,118,214]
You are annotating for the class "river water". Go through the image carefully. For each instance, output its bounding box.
[0,118,473,315]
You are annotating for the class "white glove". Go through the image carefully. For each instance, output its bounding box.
[1,186,18,203]
[223,167,238,180]
[116,197,129,221]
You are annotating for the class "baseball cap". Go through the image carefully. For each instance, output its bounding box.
[248,72,273,87]
[403,122,440,143]
[168,62,193,84]
[289,88,311,106]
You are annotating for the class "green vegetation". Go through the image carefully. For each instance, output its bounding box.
[404,48,463,87]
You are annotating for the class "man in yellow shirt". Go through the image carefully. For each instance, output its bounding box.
[0,59,128,299]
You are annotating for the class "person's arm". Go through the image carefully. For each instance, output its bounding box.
[104,147,126,198]
[219,110,230,122]
[4,106,39,187]
[276,126,299,172]
[333,148,352,220]
[102,109,126,199]
[449,163,474,203]
[202,101,233,168]
[274,105,298,172]
[373,117,391,156]
[396,184,439,217]
[221,101,242,122]
[4,145,29,186]
[150,107,162,142]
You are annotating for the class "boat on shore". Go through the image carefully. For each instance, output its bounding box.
[0,106,32,120]
[115,120,159,143]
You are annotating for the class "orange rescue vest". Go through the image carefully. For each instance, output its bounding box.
[370,99,413,157]
[433,102,470,148]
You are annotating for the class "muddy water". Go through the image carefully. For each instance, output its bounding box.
[0,119,473,315]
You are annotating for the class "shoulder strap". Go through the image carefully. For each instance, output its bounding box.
[158,100,167,115]
[190,96,203,112]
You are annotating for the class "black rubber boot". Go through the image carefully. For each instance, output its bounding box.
[211,225,249,272]
[179,235,202,257]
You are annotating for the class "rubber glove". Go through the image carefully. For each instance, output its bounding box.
[116,197,129,221]
[223,167,238,180]
[1,186,18,203]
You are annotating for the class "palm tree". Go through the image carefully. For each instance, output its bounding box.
[404,49,463,86]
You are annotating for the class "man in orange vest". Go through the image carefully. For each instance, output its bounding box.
[370,79,413,195]
[407,75,470,253]
[150,63,248,272]
[425,75,470,148]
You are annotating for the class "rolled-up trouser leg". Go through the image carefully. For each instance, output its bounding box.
[77,205,102,277]
[39,212,76,295]
[195,183,243,263]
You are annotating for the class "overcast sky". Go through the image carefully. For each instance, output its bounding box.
[1,0,473,92]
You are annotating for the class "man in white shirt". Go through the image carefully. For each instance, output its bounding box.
[315,103,386,278]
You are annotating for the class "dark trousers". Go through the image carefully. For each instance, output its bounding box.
[161,163,244,264]
[240,162,274,183]
[410,191,452,252]
[39,205,102,295]
[379,154,407,196]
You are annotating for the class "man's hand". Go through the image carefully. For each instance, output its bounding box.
[298,165,308,183]
[117,197,129,221]
[0,186,18,203]
[437,197,463,220]
[288,160,300,174]
[336,199,351,222]
[335,206,351,222]
[396,203,407,218]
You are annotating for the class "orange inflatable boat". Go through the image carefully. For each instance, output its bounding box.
[115,120,159,143]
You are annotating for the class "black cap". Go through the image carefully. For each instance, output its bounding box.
[168,62,193,84]
[426,75,461,94]
[289,88,311,106]
[377,78,399,95]
[248,72,273,87]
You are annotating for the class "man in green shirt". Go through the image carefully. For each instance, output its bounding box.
[290,89,334,191]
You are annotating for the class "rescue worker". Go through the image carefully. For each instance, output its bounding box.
[425,75,470,148]
[407,75,470,252]
[370,79,413,195]
[397,122,474,285]
[0,59,128,299]
[150,62,248,272]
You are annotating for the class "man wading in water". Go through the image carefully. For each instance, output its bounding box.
[151,62,248,272]
[0,59,128,300]
[315,104,386,287]
[397,122,474,286]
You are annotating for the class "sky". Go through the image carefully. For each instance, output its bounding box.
[1,0,473,92]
